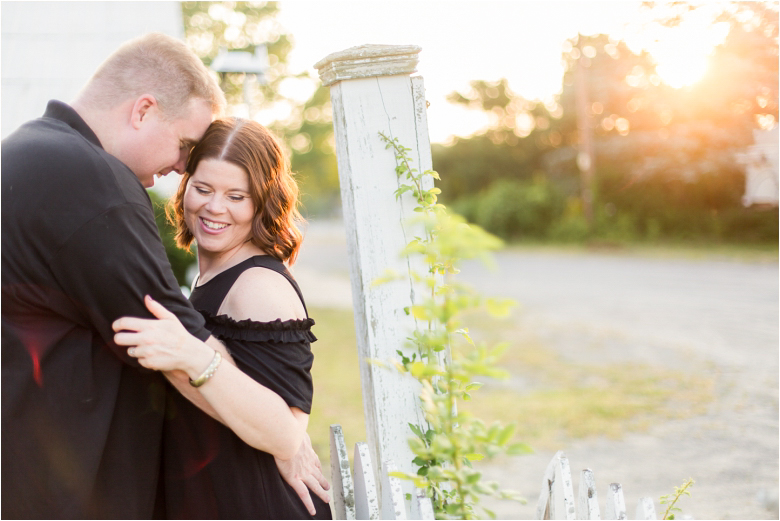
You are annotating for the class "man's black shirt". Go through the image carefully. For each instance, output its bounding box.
[1,101,211,518]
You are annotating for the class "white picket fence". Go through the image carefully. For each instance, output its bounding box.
[329,425,659,520]
[535,450,658,520]
[329,425,435,520]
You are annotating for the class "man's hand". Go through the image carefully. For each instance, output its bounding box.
[275,432,331,515]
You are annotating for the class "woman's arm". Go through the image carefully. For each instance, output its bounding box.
[112,289,307,461]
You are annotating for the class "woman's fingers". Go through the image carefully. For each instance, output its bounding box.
[114,331,141,346]
[112,316,159,333]
[144,295,177,321]
[302,473,331,505]
[289,479,316,516]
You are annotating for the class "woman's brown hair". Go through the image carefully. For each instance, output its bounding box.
[167,118,304,264]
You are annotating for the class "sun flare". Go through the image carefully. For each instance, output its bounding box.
[652,47,711,89]
[627,8,732,90]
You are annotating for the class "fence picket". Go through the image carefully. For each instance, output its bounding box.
[380,460,407,520]
[576,469,600,520]
[411,488,435,520]
[330,425,356,520]
[552,453,577,520]
[536,451,577,520]
[535,450,557,519]
[354,442,380,519]
[605,483,627,520]
[635,497,657,520]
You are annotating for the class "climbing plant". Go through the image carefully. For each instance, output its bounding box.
[377,133,531,519]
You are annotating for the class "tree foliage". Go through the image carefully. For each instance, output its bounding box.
[181,1,340,218]
[434,3,778,244]
[149,190,194,287]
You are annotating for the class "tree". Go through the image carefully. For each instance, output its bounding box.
[181,2,340,217]
[433,2,778,243]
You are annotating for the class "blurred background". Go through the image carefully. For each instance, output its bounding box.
[2,1,777,518]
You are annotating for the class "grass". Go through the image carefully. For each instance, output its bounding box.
[308,307,365,472]
[503,239,779,264]
[307,305,715,471]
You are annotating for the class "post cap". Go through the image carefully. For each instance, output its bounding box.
[314,44,421,87]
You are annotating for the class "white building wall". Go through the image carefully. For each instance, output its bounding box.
[1,1,184,139]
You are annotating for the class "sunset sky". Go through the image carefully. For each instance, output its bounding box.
[276,1,735,143]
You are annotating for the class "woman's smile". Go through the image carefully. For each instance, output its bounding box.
[199,216,230,232]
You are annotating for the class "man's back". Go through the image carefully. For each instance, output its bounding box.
[2,101,210,518]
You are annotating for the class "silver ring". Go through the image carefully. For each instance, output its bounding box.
[128,347,136,357]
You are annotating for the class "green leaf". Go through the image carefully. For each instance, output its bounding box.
[394,185,414,199]
[486,297,516,318]
[409,306,430,320]
[497,424,516,445]
[409,361,426,378]
[408,423,424,438]
[507,442,534,455]
[464,453,484,461]
[388,471,413,480]
[466,472,482,484]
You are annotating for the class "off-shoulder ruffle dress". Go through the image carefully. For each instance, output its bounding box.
[162,255,332,519]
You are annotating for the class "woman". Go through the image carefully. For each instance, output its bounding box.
[113,118,331,519]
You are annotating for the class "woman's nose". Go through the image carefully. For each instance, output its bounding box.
[205,196,225,213]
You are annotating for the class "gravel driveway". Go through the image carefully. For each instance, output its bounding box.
[293,219,779,520]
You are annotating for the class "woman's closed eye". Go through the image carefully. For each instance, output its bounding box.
[228,194,246,202]
[195,186,211,195]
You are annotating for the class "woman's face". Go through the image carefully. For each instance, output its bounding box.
[183,158,256,256]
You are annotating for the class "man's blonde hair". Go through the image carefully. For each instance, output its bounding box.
[83,33,225,118]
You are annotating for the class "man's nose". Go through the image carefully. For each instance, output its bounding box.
[172,148,188,175]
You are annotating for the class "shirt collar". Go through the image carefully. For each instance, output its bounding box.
[43,100,103,149]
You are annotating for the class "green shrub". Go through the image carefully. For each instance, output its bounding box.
[453,177,564,240]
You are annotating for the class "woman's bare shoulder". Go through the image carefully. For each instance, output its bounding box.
[219,267,306,323]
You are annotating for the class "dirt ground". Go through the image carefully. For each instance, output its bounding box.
[293,219,779,520]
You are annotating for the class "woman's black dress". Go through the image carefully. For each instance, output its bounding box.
[162,255,332,519]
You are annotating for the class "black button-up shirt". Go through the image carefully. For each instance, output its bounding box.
[2,101,210,518]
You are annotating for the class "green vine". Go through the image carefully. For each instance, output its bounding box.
[377,133,531,519]
[660,478,694,520]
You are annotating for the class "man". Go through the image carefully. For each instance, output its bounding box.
[2,33,327,518]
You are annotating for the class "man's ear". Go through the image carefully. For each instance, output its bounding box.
[130,95,158,129]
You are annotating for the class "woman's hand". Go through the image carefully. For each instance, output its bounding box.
[112,295,213,376]
[274,432,331,515]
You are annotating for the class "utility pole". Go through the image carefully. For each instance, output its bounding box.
[575,35,595,227]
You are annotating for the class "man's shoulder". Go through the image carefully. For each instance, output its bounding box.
[1,114,154,250]
[3,115,150,209]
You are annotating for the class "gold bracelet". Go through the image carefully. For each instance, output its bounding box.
[189,351,222,387]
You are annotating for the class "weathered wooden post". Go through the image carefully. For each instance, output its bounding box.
[314,45,433,513]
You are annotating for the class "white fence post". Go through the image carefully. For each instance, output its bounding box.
[314,44,433,514]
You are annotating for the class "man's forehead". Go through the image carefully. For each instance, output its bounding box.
[179,99,214,142]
